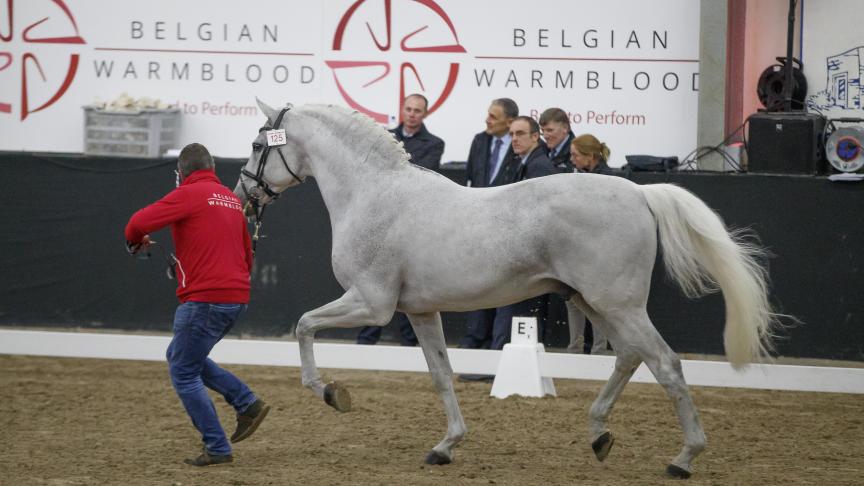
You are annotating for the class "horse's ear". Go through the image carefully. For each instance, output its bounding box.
[255,98,279,124]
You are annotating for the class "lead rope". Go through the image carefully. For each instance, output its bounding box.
[251,204,267,255]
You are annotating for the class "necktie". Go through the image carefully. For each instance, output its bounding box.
[487,138,503,185]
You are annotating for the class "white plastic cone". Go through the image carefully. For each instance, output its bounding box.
[490,317,556,399]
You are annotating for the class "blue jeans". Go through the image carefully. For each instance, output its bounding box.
[166,301,256,456]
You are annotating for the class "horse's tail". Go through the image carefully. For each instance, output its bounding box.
[639,183,776,369]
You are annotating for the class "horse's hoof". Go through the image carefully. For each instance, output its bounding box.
[323,382,352,412]
[591,432,615,462]
[666,464,692,479]
[425,450,452,465]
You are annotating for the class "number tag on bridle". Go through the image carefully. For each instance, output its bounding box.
[266,129,287,147]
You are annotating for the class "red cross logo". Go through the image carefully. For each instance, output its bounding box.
[0,0,85,120]
[326,0,465,123]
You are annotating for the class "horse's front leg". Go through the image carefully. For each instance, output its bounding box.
[587,347,641,461]
[295,287,393,410]
[406,312,466,465]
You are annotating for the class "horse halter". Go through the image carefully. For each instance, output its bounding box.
[239,105,303,250]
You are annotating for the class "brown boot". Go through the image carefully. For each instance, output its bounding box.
[184,449,233,467]
[230,399,271,443]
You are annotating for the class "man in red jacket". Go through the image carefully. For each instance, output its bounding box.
[125,143,269,466]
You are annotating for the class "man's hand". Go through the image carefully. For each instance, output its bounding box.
[126,235,154,255]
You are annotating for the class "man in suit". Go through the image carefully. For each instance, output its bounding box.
[356,93,444,346]
[538,107,580,354]
[470,115,559,355]
[539,107,576,173]
[458,99,520,374]
[464,98,519,188]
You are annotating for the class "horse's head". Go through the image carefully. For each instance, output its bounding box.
[235,98,307,218]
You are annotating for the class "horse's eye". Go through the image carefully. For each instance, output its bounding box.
[252,143,263,152]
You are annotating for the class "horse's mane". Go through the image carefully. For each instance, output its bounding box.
[298,104,411,168]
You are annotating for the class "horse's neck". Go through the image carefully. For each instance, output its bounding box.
[294,110,404,224]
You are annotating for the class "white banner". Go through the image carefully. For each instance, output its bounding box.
[1,0,700,165]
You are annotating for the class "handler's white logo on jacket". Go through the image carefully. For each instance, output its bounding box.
[207,193,243,212]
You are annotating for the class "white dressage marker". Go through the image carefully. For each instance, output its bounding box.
[491,317,556,399]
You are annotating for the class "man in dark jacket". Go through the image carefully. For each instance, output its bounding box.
[387,93,444,170]
[357,94,444,346]
[539,107,576,173]
[125,143,270,466]
[499,116,558,183]
[471,115,559,352]
[459,116,556,380]
[538,109,583,354]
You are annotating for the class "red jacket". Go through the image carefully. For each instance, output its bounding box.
[125,169,253,303]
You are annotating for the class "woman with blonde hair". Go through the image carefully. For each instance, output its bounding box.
[565,134,616,356]
[570,134,614,174]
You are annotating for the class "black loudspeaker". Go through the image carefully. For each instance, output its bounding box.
[748,112,827,174]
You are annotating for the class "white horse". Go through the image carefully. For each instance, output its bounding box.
[235,101,776,479]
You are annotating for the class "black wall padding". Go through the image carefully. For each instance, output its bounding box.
[0,153,861,361]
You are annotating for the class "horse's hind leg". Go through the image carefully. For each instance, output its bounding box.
[568,296,642,462]
[604,307,707,479]
[295,287,393,410]
[407,312,466,465]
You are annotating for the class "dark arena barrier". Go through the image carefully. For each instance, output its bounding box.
[0,152,861,362]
